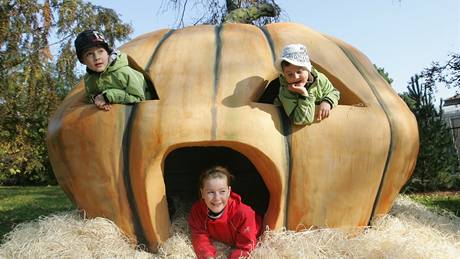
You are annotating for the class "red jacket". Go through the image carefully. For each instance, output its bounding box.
[188,192,263,259]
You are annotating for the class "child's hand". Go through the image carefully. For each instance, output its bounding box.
[94,94,111,111]
[317,101,331,121]
[287,83,308,97]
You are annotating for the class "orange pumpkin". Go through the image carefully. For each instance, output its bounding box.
[47,22,419,251]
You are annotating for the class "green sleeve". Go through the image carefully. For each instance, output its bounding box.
[277,75,316,125]
[291,95,316,125]
[103,68,146,104]
[84,75,97,104]
[103,89,144,103]
[317,72,340,107]
[86,93,95,104]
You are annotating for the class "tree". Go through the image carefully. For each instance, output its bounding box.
[160,0,281,27]
[0,0,132,185]
[375,65,394,85]
[420,53,460,94]
[401,75,460,192]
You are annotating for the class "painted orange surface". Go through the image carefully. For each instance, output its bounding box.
[47,22,418,251]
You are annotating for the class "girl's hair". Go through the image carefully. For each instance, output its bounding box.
[199,166,234,189]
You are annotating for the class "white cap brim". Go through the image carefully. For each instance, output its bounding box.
[275,57,312,72]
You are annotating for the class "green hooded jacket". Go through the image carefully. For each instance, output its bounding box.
[84,52,147,104]
[276,67,340,125]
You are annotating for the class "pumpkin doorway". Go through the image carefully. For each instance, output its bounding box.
[164,146,269,219]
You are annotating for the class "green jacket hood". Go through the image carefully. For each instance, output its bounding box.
[106,51,129,72]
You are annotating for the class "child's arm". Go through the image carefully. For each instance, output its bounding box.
[316,72,340,121]
[84,79,111,111]
[190,231,216,259]
[102,68,146,104]
[101,88,144,104]
[229,208,260,259]
[318,73,340,108]
[188,206,217,259]
[278,76,316,125]
[94,94,111,111]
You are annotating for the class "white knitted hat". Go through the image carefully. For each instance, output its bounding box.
[275,44,312,72]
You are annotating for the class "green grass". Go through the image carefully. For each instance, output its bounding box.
[0,186,75,240]
[408,192,460,217]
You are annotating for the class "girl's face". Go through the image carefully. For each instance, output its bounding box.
[282,63,310,87]
[82,46,109,72]
[201,177,231,213]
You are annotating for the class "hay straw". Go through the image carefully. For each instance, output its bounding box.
[0,211,150,259]
[1,195,459,259]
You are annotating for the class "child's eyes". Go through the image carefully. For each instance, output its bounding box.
[84,49,105,58]
[206,190,227,195]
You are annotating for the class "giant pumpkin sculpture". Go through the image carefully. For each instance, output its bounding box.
[47,22,419,251]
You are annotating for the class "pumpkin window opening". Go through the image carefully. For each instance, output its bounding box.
[163,146,269,220]
[311,63,365,106]
[127,54,159,100]
[255,67,365,107]
[143,75,159,100]
[256,78,280,104]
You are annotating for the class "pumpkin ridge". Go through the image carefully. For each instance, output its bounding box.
[258,24,293,227]
[258,26,276,63]
[211,25,224,140]
[275,105,293,226]
[334,43,396,225]
[122,104,149,247]
[144,29,176,72]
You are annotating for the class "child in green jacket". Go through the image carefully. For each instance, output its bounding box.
[74,30,147,111]
[275,44,340,125]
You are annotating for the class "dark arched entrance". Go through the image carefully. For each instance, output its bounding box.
[164,146,269,218]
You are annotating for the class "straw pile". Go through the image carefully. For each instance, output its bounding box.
[1,195,459,258]
[250,196,460,258]
[0,212,151,259]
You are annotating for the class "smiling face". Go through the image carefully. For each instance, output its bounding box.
[82,46,109,72]
[201,176,231,213]
[282,63,310,87]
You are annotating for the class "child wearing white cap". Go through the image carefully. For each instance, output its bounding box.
[275,44,340,125]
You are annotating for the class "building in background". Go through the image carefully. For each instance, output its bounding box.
[443,94,460,159]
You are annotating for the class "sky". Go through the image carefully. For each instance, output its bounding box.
[89,0,459,103]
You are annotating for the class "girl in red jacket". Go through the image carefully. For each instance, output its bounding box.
[188,166,263,259]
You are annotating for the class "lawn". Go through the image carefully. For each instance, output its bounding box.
[408,191,460,217]
[0,186,75,240]
[1,186,459,243]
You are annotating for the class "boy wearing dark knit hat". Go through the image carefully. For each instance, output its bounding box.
[75,30,147,111]
[275,44,340,125]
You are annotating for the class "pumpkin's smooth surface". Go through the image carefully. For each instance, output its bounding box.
[47,22,419,251]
